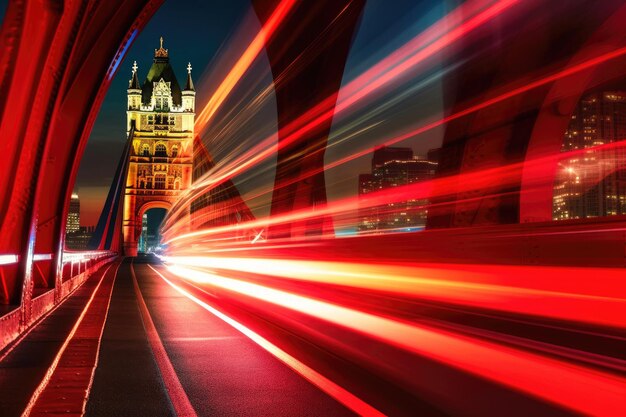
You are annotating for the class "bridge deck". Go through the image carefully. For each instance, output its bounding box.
[2,255,622,416]
[0,257,356,417]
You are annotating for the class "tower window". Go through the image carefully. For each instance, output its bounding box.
[155,144,167,157]
[141,144,150,156]
[154,175,166,189]
[171,146,178,157]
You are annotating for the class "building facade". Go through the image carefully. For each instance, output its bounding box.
[553,91,626,220]
[123,38,195,255]
[66,192,80,233]
[66,226,95,250]
[358,147,438,232]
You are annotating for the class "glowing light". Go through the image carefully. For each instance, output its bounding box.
[0,254,18,265]
[167,0,521,225]
[148,265,386,417]
[163,264,626,416]
[164,256,626,328]
[194,0,298,134]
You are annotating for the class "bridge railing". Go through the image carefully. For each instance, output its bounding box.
[0,250,117,352]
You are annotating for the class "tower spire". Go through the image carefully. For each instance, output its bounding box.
[184,62,195,91]
[129,60,140,89]
[154,36,168,59]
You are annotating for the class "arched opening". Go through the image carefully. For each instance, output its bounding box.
[171,145,178,157]
[138,208,167,254]
[141,144,150,156]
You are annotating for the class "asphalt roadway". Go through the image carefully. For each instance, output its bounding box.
[85,256,355,417]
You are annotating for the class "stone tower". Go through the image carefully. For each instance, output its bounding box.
[123,37,195,256]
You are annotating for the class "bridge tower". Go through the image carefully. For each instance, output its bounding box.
[123,37,195,256]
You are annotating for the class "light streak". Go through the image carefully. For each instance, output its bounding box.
[148,264,386,417]
[165,0,521,225]
[0,254,18,265]
[164,139,626,246]
[163,256,626,328]
[108,29,138,81]
[167,38,626,236]
[194,0,298,134]
[163,264,626,417]
[251,229,264,244]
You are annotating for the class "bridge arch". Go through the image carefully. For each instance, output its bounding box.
[124,198,175,257]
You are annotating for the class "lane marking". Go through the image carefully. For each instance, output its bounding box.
[148,264,386,417]
[81,260,121,415]
[132,260,197,417]
[21,260,119,417]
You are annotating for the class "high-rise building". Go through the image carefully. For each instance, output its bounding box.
[358,146,437,232]
[553,91,626,220]
[66,193,80,233]
[122,37,195,255]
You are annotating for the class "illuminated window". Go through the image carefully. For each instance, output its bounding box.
[154,175,166,189]
[155,144,167,157]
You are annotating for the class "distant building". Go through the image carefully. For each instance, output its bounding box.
[358,146,438,232]
[553,91,626,220]
[66,226,95,250]
[66,193,80,233]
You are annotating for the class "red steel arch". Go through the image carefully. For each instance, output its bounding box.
[0,0,365,330]
[0,0,162,327]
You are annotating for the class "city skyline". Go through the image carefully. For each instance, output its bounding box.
[358,146,438,233]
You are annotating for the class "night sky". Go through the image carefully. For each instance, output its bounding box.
[1,0,449,226]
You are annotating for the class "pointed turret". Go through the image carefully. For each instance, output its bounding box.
[129,61,140,90]
[184,62,195,92]
[127,61,141,112]
[182,62,196,113]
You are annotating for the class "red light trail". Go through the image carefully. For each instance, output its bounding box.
[149,264,387,417]
[161,256,626,328]
[165,0,521,227]
[166,11,626,236]
[158,263,626,416]
[151,4,626,413]
[194,0,297,135]
[163,139,626,246]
